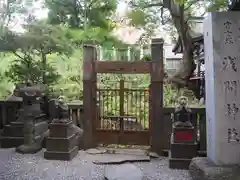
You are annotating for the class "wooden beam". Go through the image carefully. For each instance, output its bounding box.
[82,42,97,149]
[149,38,164,155]
[95,61,151,74]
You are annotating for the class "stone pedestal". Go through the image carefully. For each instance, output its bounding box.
[1,121,48,148]
[169,126,197,169]
[44,121,78,160]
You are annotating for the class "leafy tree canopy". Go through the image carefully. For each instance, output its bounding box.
[46,0,117,29]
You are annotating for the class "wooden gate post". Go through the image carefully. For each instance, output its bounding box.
[82,41,97,149]
[150,38,164,155]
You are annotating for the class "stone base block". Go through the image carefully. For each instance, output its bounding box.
[1,131,48,148]
[3,121,48,137]
[171,142,197,159]
[3,124,23,137]
[189,157,240,180]
[44,146,78,161]
[169,158,192,170]
[0,136,24,148]
[169,151,191,170]
[46,134,76,152]
[49,121,73,138]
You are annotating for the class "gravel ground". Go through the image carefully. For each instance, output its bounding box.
[0,148,192,180]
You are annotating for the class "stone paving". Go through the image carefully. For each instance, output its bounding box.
[0,148,192,180]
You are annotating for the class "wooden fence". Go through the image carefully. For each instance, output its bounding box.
[0,101,206,155]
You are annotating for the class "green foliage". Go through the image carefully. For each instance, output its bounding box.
[0,21,73,87]
[206,0,228,11]
[127,9,148,27]
[0,0,204,110]
[0,22,73,55]
[141,54,151,61]
[22,22,73,55]
[46,0,117,29]
[5,56,60,85]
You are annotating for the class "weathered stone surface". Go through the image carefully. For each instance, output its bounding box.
[111,148,147,156]
[204,12,240,165]
[93,154,150,165]
[6,95,22,101]
[171,142,198,159]
[46,134,76,152]
[104,164,143,180]
[148,151,161,158]
[189,157,240,180]
[86,148,107,154]
[49,121,73,138]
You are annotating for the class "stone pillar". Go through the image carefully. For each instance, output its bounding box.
[150,38,164,154]
[204,12,240,165]
[82,42,97,149]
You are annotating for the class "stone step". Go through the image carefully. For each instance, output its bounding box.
[169,158,192,170]
[10,121,24,126]
[3,124,23,137]
[197,150,207,157]
[3,121,48,137]
[1,134,46,148]
[0,136,24,148]
[169,151,191,170]
[46,134,76,152]
[170,142,198,159]
[163,149,207,158]
[44,146,78,161]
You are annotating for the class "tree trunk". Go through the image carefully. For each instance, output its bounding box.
[164,0,196,87]
[41,51,47,84]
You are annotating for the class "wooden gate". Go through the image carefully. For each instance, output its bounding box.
[82,39,165,152]
[95,79,150,145]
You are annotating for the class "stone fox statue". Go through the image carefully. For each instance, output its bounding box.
[48,97,84,148]
[48,96,69,122]
[173,96,192,127]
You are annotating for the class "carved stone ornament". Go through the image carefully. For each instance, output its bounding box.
[173,96,192,127]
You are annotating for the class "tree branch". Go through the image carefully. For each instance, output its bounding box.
[184,0,197,10]
[13,51,25,60]
[130,1,163,9]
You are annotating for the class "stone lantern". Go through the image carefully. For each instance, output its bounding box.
[15,84,49,154]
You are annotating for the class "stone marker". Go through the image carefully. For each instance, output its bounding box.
[190,12,240,180]
[104,164,143,180]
